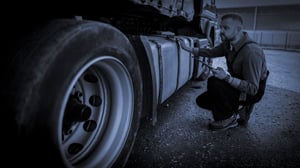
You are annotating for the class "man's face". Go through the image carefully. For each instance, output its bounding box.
[219,18,240,42]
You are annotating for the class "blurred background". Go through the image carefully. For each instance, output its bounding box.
[213,0,300,51]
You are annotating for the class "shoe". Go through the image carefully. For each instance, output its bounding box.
[209,113,238,131]
[237,104,255,126]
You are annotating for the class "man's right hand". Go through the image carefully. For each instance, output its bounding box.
[211,67,228,80]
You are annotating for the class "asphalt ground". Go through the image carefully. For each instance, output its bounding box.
[125,49,300,168]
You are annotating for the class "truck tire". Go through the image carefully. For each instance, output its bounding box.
[8,19,142,168]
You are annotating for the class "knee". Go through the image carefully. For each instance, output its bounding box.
[196,92,212,110]
[196,94,204,106]
[207,76,224,90]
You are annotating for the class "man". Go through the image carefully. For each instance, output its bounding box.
[179,13,269,131]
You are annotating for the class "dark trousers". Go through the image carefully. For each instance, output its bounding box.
[196,77,240,121]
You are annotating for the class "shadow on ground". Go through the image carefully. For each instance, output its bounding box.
[125,80,300,168]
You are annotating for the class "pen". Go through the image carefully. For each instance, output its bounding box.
[193,57,215,69]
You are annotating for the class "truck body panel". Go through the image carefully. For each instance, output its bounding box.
[130,0,195,21]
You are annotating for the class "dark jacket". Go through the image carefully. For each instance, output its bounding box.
[193,32,268,96]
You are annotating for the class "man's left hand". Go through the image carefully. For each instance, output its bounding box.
[211,67,228,80]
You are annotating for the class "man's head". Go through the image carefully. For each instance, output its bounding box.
[220,13,243,42]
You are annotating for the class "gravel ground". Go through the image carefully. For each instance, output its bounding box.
[125,49,300,168]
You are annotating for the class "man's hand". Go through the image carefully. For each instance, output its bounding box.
[211,67,228,80]
[176,38,183,44]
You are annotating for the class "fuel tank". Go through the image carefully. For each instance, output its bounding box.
[140,32,209,104]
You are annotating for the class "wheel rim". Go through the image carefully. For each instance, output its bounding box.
[58,56,134,167]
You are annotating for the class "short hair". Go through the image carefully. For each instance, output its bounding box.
[221,13,243,25]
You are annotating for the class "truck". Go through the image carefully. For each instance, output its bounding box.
[4,0,218,167]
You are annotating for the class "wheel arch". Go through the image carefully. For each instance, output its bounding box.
[127,35,158,125]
